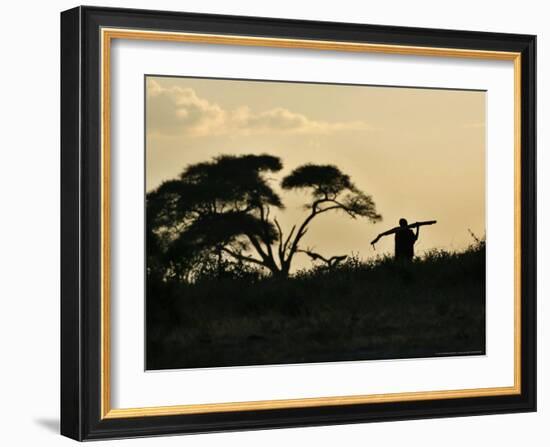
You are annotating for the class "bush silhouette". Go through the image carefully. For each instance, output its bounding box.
[146,238,485,370]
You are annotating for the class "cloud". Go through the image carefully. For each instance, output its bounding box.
[146,79,371,137]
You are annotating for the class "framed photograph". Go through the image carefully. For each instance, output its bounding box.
[61,6,536,441]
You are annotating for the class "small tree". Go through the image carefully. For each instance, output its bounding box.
[147,155,381,280]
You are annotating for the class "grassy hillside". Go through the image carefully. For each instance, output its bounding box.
[146,240,485,370]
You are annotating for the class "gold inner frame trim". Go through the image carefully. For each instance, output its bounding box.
[100,27,522,419]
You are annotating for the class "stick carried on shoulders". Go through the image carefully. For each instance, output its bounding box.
[407,220,437,229]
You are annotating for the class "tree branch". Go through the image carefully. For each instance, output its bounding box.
[297,248,348,268]
[282,224,296,256]
[284,207,318,268]
[258,205,276,262]
[246,233,269,261]
[316,199,357,218]
[297,248,329,264]
[221,247,265,267]
[283,195,357,270]
[274,218,284,262]
[245,233,280,274]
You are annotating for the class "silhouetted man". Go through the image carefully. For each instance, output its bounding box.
[371,218,422,261]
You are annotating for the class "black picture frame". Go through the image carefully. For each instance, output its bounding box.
[61,5,536,441]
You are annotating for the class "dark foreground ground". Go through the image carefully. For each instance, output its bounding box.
[146,241,485,370]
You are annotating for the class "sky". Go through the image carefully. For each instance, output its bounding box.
[146,76,485,271]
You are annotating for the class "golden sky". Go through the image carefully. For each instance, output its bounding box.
[146,76,485,271]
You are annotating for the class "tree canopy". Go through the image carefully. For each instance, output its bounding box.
[147,154,381,281]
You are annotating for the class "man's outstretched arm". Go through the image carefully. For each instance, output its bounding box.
[371,227,398,246]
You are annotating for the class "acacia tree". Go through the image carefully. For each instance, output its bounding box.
[147,154,381,280]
